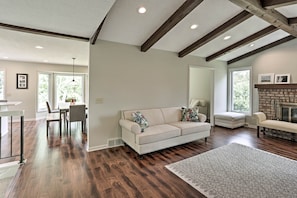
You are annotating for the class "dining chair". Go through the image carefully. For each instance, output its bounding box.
[45,101,60,136]
[66,104,86,135]
[46,101,59,114]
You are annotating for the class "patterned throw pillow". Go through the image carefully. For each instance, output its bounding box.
[132,111,149,132]
[181,107,200,122]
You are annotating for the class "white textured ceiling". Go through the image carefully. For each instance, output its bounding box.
[0,0,296,66]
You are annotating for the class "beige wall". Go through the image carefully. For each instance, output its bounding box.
[0,60,88,120]
[189,67,213,103]
[88,40,227,151]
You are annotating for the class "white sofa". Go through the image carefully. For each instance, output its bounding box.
[119,107,211,155]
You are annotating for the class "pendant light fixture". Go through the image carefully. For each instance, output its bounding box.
[72,57,75,82]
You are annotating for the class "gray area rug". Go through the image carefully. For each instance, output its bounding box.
[165,143,297,198]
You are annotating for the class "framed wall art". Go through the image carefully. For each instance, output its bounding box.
[16,73,28,89]
[275,74,290,84]
[258,73,274,84]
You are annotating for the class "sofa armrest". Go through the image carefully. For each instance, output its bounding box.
[198,113,207,122]
[119,119,141,134]
[253,112,267,124]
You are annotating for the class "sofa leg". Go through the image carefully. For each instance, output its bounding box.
[138,155,144,160]
[257,126,260,138]
[204,137,207,142]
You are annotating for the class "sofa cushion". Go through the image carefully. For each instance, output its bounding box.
[161,107,182,123]
[259,120,297,133]
[170,122,211,135]
[131,112,149,132]
[181,107,199,122]
[214,112,245,121]
[136,124,181,145]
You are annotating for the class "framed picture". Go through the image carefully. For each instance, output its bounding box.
[258,73,274,84]
[16,73,28,89]
[275,74,290,84]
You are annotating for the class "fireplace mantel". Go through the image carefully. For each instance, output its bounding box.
[254,84,297,89]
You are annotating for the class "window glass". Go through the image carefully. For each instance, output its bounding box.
[230,68,251,114]
[38,73,50,111]
[54,74,84,108]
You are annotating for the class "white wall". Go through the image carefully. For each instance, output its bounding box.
[214,65,228,114]
[189,67,212,102]
[88,40,227,151]
[0,60,88,120]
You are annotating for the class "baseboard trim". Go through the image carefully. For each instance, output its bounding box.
[87,144,108,152]
[87,138,124,152]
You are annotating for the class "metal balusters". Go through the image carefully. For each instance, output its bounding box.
[0,110,25,164]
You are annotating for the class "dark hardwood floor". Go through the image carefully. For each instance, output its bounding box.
[3,120,297,198]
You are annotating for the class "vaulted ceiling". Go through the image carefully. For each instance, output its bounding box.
[0,0,296,66]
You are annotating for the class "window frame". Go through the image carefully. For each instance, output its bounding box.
[0,68,6,100]
[37,72,52,112]
[228,66,252,115]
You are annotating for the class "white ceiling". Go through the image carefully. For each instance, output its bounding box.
[0,0,296,66]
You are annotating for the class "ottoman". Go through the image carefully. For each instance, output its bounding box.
[214,112,245,129]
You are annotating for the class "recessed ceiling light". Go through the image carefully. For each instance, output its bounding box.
[138,7,146,14]
[43,60,48,62]
[223,35,231,40]
[35,45,43,49]
[190,24,198,30]
[249,43,255,47]
[3,56,8,59]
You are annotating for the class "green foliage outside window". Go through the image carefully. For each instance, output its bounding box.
[232,70,250,112]
[55,75,83,103]
[38,73,84,112]
[38,73,50,111]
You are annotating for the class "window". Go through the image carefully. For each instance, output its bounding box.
[37,73,50,112]
[54,74,85,107]
[37,72,85,112]
[229,67,251,114]
[0,70,5,100]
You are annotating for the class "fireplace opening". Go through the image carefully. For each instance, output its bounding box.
[281,103,297,123]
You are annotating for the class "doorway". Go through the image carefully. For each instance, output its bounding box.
[189,66,214,125]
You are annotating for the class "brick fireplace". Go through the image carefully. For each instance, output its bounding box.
[255,84,297,121]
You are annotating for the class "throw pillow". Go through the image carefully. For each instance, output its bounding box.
[131,111,149,132]
[181,107,199,122]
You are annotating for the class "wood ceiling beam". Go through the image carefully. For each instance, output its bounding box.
[229,0,297,37]
[141,0,203,52]
[289,17,297,24]
[90,16,107,45]
[227,35,295,64]
[261,0,297,9]
[178,10,253,58]
[206,25,277,61]
[0,22,89,42]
